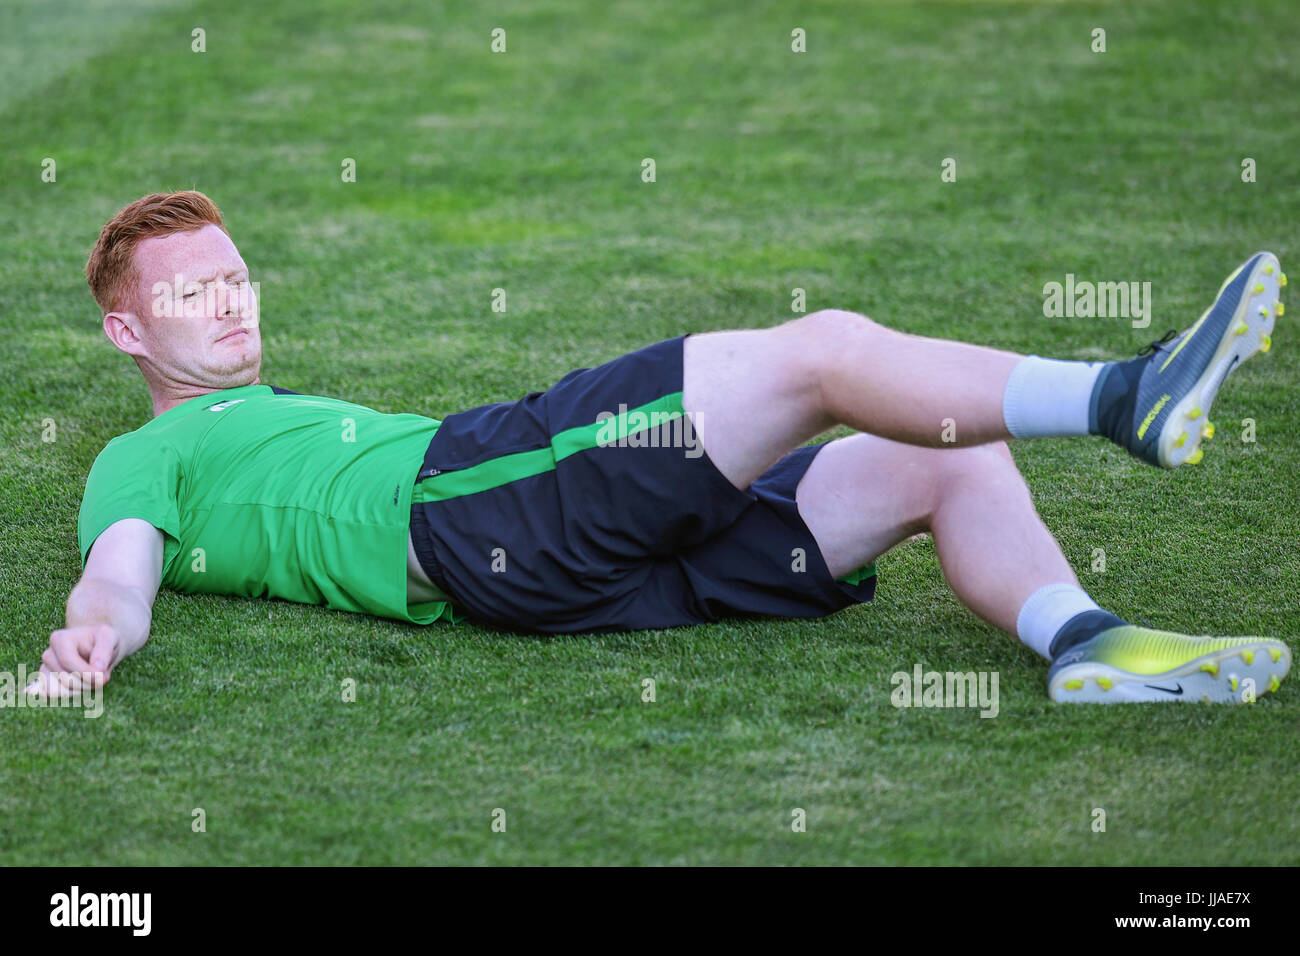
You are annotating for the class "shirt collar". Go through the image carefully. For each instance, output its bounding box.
[150,384,274,423]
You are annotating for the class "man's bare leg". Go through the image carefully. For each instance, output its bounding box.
[785,430,1289,708]
[792,433,1076,636]
[682,312,1100,656]
[683,310,1022,489]
[685,250,1284,487]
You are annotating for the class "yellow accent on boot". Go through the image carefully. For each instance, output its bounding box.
[1277,302,1285,316]
[1242,650,1255,665]
[1269,674,1281,693]
[1200,662,1219,677]
[1175,431,1187,447]
[1254,283,1266,294]
[1188,407,1202,419]
[1236,322,1250,334]
[1230,677,1239,692]
[1097,677,1112,691]
[1065,679,1084,691]
[1264,264,1275,275]
[1260,334,1272,353]
[1201,423,1215,439]
[1281,273,1288,287]
[1259,307,1271,319]
[1186,448,1204,464]
[1269,648,1282,663]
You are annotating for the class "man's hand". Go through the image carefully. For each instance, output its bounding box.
[25,624,120,698]
[27,518,164,699]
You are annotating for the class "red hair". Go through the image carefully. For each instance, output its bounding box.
[86,191,227,314]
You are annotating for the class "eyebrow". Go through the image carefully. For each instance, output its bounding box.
[188,268,248,285]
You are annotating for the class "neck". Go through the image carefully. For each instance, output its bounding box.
[149,374,262,418]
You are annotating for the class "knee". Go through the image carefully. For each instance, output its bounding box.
[986,439,1015,465]
[786,309,891,369]
[796,308,886,341]
[936,440,1020,493]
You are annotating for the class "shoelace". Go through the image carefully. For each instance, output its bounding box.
[1136,328,1178,356]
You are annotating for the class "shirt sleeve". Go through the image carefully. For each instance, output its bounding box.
[77,436,184,575]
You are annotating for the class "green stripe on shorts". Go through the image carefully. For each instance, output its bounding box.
[836,562,878,586]
[412,391,686,504]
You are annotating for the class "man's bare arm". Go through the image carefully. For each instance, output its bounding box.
[29,518,164,696]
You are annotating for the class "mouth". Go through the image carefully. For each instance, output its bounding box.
[216,329,250,343]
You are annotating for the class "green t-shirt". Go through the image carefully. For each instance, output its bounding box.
[77,384,455,625]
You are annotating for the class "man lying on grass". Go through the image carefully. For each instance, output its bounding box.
[29,190,1291,704]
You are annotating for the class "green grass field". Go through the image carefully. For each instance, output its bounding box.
[2,0,1298,865]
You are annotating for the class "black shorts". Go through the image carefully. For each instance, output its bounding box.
[409,335,876,633]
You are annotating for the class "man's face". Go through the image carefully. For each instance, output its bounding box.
[111,223,262,389]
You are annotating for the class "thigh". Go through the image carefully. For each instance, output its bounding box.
[682,323,832,491]
[794,432,950,579]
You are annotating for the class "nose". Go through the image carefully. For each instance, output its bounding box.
[217,278,239,317]
[215,277,256,324]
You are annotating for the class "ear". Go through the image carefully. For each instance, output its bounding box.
[103,310,146,358]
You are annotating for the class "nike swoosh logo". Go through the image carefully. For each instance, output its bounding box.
[1144,682,1184,696]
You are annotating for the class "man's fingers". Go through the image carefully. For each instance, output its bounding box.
[25,665,76,699]
[37,625,117,695]
[50,630,94,675]
[40,649,87,694]
[47,667,79,698]
[88,626,119,678]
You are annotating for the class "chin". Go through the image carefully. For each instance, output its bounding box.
[211,362,261,386]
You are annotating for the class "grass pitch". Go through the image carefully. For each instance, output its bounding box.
[1,0,1297,865]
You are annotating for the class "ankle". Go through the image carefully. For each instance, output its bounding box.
[1049,609,1128,658]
